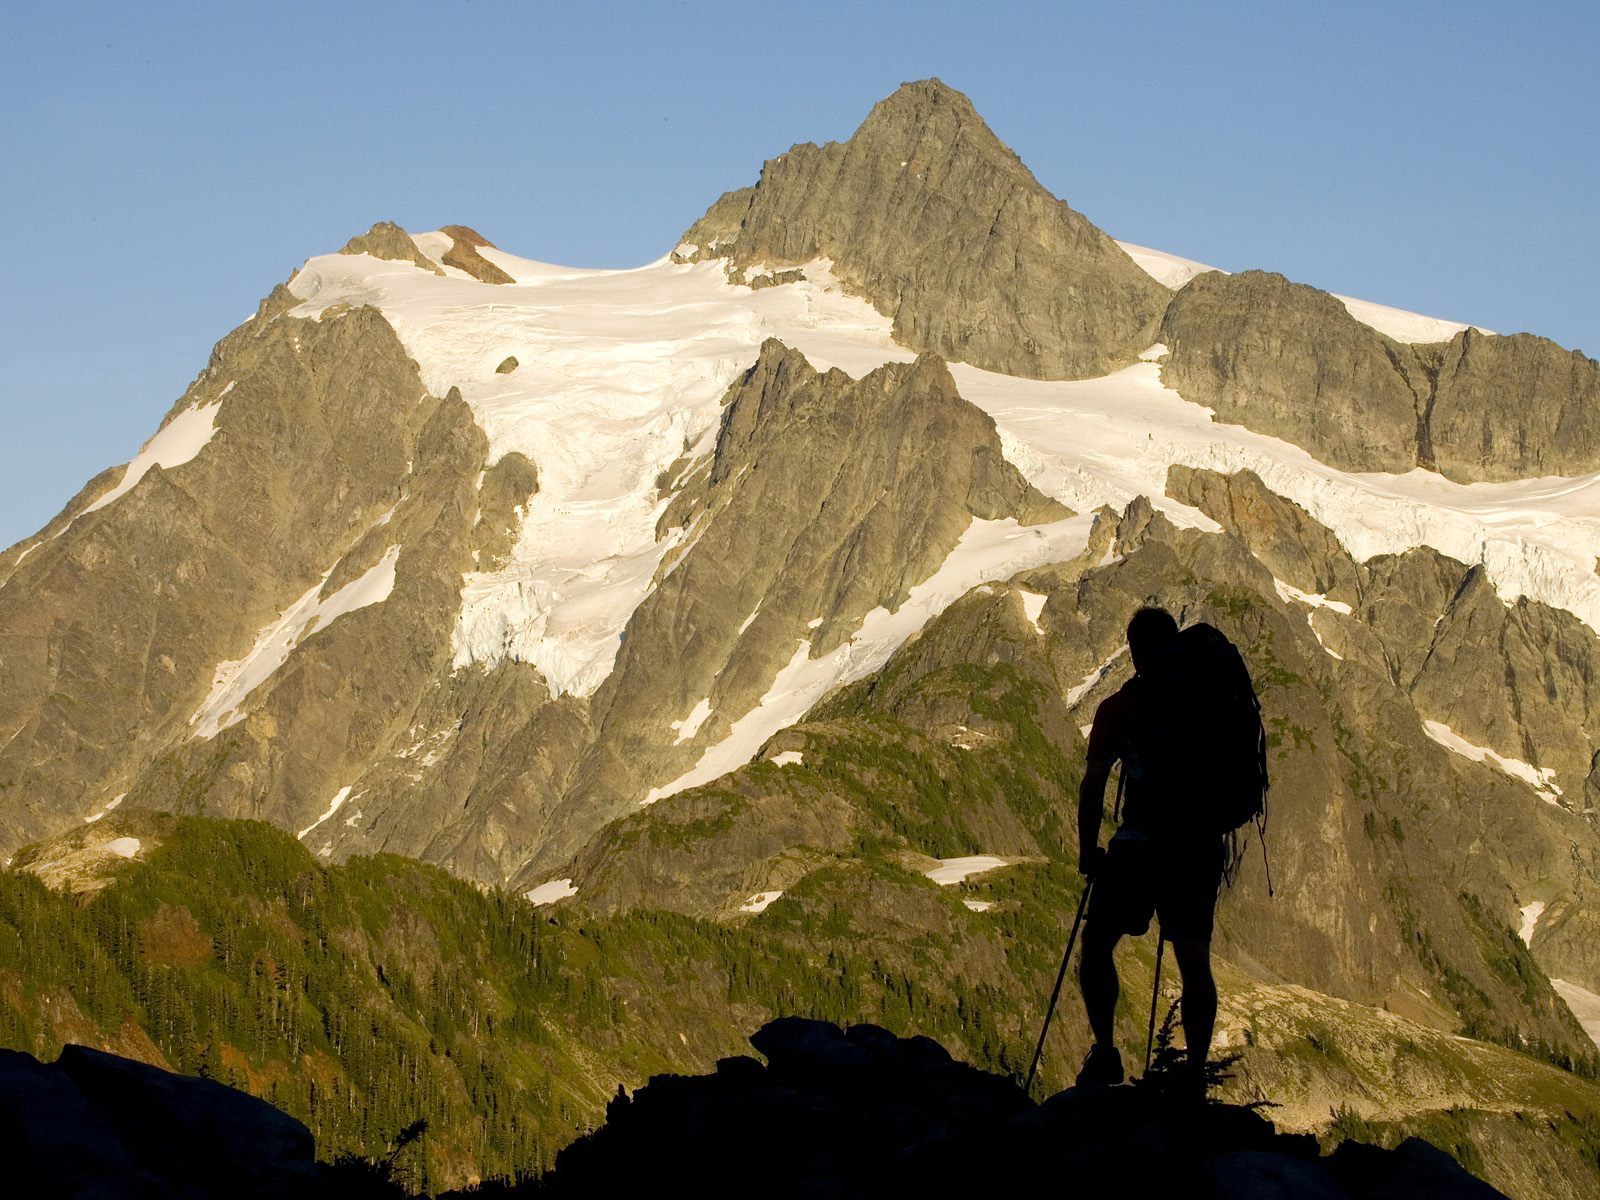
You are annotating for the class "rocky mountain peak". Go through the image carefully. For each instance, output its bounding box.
[848,76,1004,163]
[678,82,1169,380]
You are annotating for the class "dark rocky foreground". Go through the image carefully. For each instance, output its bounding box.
[473,1018,1505,1199]
[0,1044,325,1198]
[0,1023,1510,1199]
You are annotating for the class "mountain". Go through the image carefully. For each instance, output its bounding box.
[4,77,1600,1194]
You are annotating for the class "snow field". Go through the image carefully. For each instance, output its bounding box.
[285,231,1600,808]
[739,890,784,913]
[291,249,904,699]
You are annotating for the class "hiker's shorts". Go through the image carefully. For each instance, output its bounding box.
[1085,829,1225,943]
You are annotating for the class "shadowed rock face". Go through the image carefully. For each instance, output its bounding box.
[0,1044,320,1199]
[505,1017,1506,1199]
[679,78,1170,379]
[1159,271,1600,481]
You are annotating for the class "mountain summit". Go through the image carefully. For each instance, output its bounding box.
[678,77,1171,378]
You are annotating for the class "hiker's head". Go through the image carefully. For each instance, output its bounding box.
[1126,606,1179,675]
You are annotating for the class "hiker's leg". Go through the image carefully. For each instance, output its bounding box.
[1079,921,1121,1048]
[1169,937,1216,1071]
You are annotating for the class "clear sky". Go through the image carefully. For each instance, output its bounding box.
[3,1,1596,548]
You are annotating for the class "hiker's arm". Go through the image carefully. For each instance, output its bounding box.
[1077,759,1110,875]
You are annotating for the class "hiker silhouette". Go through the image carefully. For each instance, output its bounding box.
[1074,606,1268,1097]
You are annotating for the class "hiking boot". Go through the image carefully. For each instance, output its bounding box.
[1076,1043,1124,1087]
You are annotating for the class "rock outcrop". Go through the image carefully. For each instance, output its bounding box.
[510,1018,1507,1199]
[1158,271,1422,473]
[1426,330,1600,481]
[678,78,1170,379]
[339,220,444,275]
[439,225,515,284]
[0,1045,321,1199]
[1159,270,1600,481]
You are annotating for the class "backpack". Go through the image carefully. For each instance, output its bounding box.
[1129,622,1271,884]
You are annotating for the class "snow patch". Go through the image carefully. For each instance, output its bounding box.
[84,793,125,824]
[1066,645,1129,709]
[1335,295,1490,345]
[81,401,222,517]
[1016,588,1048,634]
[1518,900,1546,946]
[770,750,804,767]
[1115,241,1218,291]
[1552,979,1600,1050]
[1274,579,1350,659]
[739,890,783,913]
[924,856,1009,886]
[526,878,578,906]
[298,786,352,839]
[671,698,712,744]
[191,545,401,739]
[1422,720,1563,804]
[641,514,1094,804]
[1272,579,1353,615]
[103,837,141,859]
[963,899,995,912]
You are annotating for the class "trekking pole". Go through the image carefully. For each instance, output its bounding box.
[1144,934,1165,1074]
[1023,877,1093,1097]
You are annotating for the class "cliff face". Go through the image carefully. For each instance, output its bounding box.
[1158,270,1600,481]
[679,78,1171,379]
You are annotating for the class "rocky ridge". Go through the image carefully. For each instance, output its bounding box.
[501,1017,1511,1199]
[1159,270,1600,481]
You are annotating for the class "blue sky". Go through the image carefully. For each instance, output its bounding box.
[3,1,1596,548]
